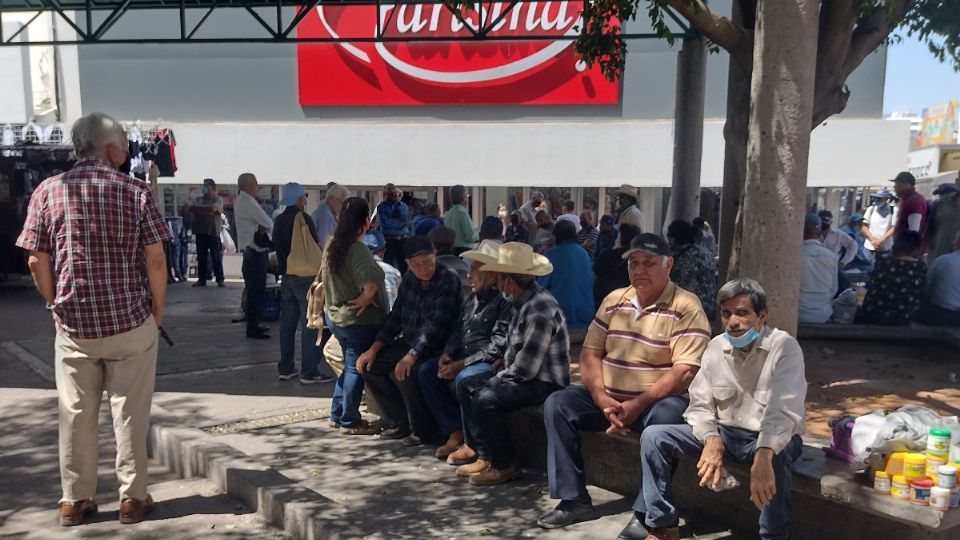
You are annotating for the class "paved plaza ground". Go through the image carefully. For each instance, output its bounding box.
[1,278,957,538]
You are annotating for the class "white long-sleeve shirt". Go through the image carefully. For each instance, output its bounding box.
[683,327,807,453]
[821,227,857,267]
[799,239,838,323]
[234,190,273,251]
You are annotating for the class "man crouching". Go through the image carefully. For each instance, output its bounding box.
[625,279,807,540]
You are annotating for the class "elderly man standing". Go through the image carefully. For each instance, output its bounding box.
[443,184,477,255]
[16,112,171,526]
[455,242,570,486]
[538,233,710,529]
[234,173,274,339]
[310,183,350,247]
[520,191,545,238]
[190,178,225,287]
[377,183,411,274]
[799,213,838,324]
[418,240,515,462]
[614,185,645,245]
[357,236,462,445]
[626,279,806,540]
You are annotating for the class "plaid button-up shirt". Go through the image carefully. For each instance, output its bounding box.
[376,261,462,359]
[15,158,172,339]
[495,283,571,387]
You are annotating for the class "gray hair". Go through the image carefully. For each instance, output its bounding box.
[71,112,125,157]
[716,278,767,313]
[451,184,467,204]
[507,273,537,288]
[326,184,350,201]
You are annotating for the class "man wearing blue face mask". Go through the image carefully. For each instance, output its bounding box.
[629,279,807,540]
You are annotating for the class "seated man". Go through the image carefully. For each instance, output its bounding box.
[356,236,462,445]
[915,231,960,327]
[418,240,515,462]
[538,233,710,530]
[798,213,838,324]
[456,242,571,486]
[628,279,806,540]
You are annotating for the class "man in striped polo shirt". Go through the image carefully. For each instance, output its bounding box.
[538,233,711,531]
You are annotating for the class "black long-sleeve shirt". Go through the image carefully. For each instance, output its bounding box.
[272,206,319,276]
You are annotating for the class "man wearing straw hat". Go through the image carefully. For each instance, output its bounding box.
[455,242,571,486]
[613,184,646,246]
[417,240,515,464]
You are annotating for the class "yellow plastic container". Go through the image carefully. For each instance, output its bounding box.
[891,475,910,499]
[885,452,906,477]
[905,453,928,481]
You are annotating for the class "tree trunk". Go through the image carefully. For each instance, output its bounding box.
[717,0,752,284]
[663,36,707,235]
[738,0,819,334]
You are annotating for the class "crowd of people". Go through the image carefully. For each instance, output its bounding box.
[14,112,959,538]
[799,171,960,326]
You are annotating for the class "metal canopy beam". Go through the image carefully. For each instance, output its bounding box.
[0,0,695,46]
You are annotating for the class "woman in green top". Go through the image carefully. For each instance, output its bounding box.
[323,197,389,435]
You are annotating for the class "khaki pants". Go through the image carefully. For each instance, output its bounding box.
[323,334,383,417]
[55,316,158,503]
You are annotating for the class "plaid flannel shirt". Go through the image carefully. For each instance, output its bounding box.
[376,261,462,359]
[495,283,571,387]
[15,158,171,339]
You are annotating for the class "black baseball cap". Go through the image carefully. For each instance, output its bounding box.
[933,183,958,196]
[891,171,916,185]
[622,233,671,259]
[404,235,434,259]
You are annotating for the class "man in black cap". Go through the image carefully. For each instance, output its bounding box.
[538,233,710,532]
[593,214,618,260]
[356,235,463,445]
[890,171,928,241]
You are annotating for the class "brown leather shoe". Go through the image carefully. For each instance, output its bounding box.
[456,458,491,478]
[435,431,464,459]
[644,527,680,540]
[119,495,154,524]
[469,462,523,486]
[59,499,98,526]
[446,443,477,466]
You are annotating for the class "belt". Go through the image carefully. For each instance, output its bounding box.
[385,235,408,240]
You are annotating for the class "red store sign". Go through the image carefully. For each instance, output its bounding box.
[296,1,619,105]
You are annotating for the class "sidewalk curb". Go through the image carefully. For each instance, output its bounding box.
[148,406,361,539]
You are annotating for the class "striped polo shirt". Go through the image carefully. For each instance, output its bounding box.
[583,282,711,400]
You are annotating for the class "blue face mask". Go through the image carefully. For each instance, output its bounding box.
[723,327,760,349]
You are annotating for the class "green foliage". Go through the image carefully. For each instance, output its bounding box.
[897,0,960,72]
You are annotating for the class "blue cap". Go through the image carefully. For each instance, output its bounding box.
[849,213,864,223]
[280,182,307,206]
[362,229,385,253]
[804,212,822,231]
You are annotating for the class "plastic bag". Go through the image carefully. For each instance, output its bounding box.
[831,289,858,324]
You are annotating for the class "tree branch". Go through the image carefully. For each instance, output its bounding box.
[667,0,752,70]
[845,0,916,75]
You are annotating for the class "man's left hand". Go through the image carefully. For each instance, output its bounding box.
[394,354,417,381]
[437,357,464,380]
[603,397,645,434]
[749,448,777,510]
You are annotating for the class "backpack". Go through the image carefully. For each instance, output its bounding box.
[305,246,328,344]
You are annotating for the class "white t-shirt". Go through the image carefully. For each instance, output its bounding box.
[863,203,897,252]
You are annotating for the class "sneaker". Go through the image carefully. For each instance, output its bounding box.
[119,495,154,524]
[277,372,297,381]
[59,499,98,527]
[456,458,491,478]
[300,373,335,384]
[537,499,600,529]
[446,444,477,466]
[469,462,523,486]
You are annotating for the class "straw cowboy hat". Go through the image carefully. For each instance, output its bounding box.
[616,184,640,200]
[460,240,501,266]
[480,242,553,276]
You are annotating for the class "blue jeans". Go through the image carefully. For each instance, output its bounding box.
[326,319,381,428]
[544,386,688,503]
[638,424,802,539]
[417,358,492,436]
[278,275,322,378]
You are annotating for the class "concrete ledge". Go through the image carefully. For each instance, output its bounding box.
[148,405,361,539]
[798,323,960,348]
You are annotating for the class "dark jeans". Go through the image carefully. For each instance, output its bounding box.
[458,375,561,468]
[383,237,408,275]
[638,424,802,540]
[166,218,185,279]
[418,357,493,436]
[241,247,268,334]
[278,275,322,377]
[196,233,224,284]
[915,302,960,327]
[327,319,381,428]
[544,385,689,502]
[362,340,439,439]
